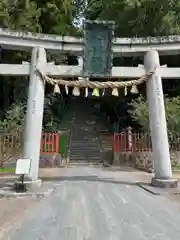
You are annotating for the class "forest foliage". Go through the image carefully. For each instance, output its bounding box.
[0,0,180,134]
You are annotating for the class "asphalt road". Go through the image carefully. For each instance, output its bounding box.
[4,167,180,240]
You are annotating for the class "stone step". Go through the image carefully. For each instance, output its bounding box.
[71,147,99,150]
[71,141,98,144]
[70,154,100,156]
[70,149,100,152]
[71,146,99,149]
[71,138,97,140]
[71,143,98,146]
[71,147,98,150]
[68,162,101,166]
[70,155,101,159]
[71,143,99,146]
[70,157,101,161]
[70,154,100,157]
[71,140,97,143]
[69,158,101,162]
[71,142,98,144]
[70,158,100,160]
[68,105,110,165]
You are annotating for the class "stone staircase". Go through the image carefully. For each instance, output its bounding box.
[69,99,101,165]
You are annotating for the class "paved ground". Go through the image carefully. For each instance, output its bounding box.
[1,166,180,240]
[0,197,40,239]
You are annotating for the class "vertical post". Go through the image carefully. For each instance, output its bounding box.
[22,47,46,181]
[127,126,132,151]
[144,50,177,187]
[55,134,59,153]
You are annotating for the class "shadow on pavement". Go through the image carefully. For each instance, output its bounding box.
[41,175,148,187]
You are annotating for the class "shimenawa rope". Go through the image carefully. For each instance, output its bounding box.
[36,68,155,96]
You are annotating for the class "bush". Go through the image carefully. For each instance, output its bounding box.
[129,95,180,135]
[0,101,25,133]
[0,101,25,168]
[0,93,66,134]
[43,93,66,132]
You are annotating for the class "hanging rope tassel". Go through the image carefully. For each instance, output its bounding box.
[72,87,80,96]
[102,88,105,96]
[85,87,88,97]
[124,86,127,96]
[37,69,155,96]
[65,85,69,95]
[130,85,139,94]
[92,88,100,97]
[112,88,119,96]
[54,84,60,93]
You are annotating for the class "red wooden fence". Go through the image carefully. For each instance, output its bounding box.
[40,133,59,154]
[112,132,152,152]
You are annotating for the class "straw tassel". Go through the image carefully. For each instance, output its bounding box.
[130,85,139,94]
[72,87,80,96]
[102,88,105,96]
[112,88,119,96]
[65,85,69,95]
[54,84,60,93]
[85,87,88,97]
[124,86,127,96]
[92,88,100,97]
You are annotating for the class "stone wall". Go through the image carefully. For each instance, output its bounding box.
[113,151,180,172]
[39,154,64,168]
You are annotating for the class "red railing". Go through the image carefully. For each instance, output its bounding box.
[40,133,59,154]
[112,132,152,152]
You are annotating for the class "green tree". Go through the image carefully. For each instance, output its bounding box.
[85,0,180,37]
[0,0,80,130]
[37,0,80,35]
[0,0,41,31]
[0,0,41,112]
[84,0,180,132]
[129,95,180,135]
[0,100,25,133]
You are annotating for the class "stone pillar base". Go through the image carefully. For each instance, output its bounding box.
[151,177,178,188]
[113,152,120,165]
[14,179,42,192]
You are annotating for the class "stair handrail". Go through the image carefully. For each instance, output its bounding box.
[93,125,103,164]
[66,116,75,166]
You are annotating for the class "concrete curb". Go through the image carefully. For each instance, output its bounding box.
[138,183,160,195]
[0,175,18,180]
[138,183,180,195]
[0,187,55,199]
[0,173,15,176]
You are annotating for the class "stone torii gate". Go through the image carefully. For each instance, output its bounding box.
[0,27,179,187]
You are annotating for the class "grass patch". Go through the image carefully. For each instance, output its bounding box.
[172,165,180,171]
[59,133,69,157]
[0,168,15,173]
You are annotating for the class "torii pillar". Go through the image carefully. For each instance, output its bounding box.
[22,47,46,183]
[144,50,178,188]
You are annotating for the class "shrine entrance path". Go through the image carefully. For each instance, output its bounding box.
[4,167,180,240]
